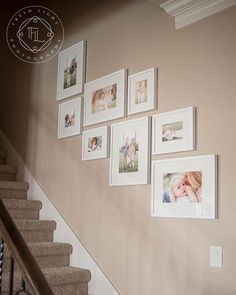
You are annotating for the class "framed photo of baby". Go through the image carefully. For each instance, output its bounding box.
[152,107,195,155]
[58,97,82,139]
[128,68,157,115]
[151,155,217,219]
[84,69,127,126]
[110,116,150,186]
[57,40,86,101]
[82,126,109,160]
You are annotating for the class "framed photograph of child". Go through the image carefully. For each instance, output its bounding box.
[152,107,195,155]
[57,40,86,101]
[58,97,82,139]
[128,68,157,115]
[151,154,217,219]
[84,69,127,126]
[110,116,150,186]
[82,126,109,160]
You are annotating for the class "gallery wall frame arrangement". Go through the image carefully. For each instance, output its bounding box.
[82,126,109,161]
[57,40,86,101]
[151,154,217,219]
[109,116,150,186]
[58,97,82,139]
[128,67,157,115]
[84,69,127,127]
[152,106,195,155]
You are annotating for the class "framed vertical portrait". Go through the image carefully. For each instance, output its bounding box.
[57,40,86,101]
[151,155,217,219]
[152,107,195,155]
[58,97,82,139]
[128,68,157,115]
[109,116,150,186]
[82,126,109,161]
[84,69,127,126]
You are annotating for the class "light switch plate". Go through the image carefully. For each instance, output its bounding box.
[210,246,223,268]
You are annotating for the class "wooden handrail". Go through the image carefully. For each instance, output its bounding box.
[0,199,54,295]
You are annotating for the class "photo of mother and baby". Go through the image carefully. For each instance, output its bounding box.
[163,171,202,203]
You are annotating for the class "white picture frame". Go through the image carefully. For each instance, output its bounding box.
[151,154,217,219]
[57,40,86,101]
[82,126,109,161]
[128,67,157,115]
[152,107,195,155]
[84,69,127,126]
[58,97,82,139]
[110,116,150,186]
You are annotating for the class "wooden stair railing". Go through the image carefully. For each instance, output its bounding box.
[0,198,54,295]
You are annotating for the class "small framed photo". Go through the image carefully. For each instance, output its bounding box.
[82,126,109,161]
[152,107,195,155]
[58,97,82,139]
[110,116,150,186]
[57,40,86,101]
[128,68,157,115]
[151,154,217,219]
[84,69,127,126]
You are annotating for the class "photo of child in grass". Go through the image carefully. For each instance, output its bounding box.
[163,171,202,203]
[119,132,139,174]
[63,54,77,89]
[162,121,183,142]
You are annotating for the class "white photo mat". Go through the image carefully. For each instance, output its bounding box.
[82,126,109,161]
[152,107,195,155]
[110,116,150,186]
[128,67,157,115]
[84,69,127,126]
[57,40,86,101]
[58,97,82,139]
[151,154,217,219]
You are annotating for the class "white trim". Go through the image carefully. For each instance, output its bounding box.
[0,129,119,295]
[160,0,236,29]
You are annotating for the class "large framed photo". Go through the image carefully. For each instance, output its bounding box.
[151,155,217,219]
[84,69,127,126]
[128,68,157,115]
[57,40,86,101]
[110,116,150,186]
[58,97,82,139]
[152,107,195,155]
[82,126,109,161]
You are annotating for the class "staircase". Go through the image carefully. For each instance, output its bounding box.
[0,149,91,294]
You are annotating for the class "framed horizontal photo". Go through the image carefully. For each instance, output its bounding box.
[151,154,217,219]
[82,126,109,161]
[110,116,150,186]
[152,107,195,155]
[128,68,157,115]
[57,40,86,101]
[58,97,82,139]
[84,69,127,126]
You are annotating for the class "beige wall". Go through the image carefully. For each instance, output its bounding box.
[1,1,236,294]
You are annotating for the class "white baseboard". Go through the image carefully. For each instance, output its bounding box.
[0,130,119,295]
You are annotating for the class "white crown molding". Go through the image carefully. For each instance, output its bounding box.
[160,0,236,29]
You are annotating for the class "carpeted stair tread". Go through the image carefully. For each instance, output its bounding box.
[0,164,18,174]
[2,267,91,292]
[0,180,29,191]
[3,198,42,210]
[43,266,91,286]
[4,242,73,258]
[14,219,56,231]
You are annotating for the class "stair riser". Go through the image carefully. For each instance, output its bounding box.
[3,255,70,272]
[0,189,27,199]
[0,172,16,181]
[19,230,54,243]
[7,209,40,220]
